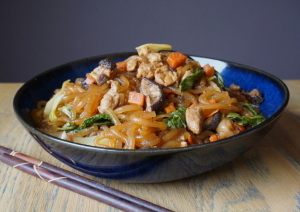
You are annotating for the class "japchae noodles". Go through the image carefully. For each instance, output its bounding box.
[31,43,265,149]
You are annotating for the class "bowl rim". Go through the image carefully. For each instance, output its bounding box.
[13,52,290,154]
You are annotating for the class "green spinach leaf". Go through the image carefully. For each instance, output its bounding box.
[227,113,266,127]
[59,105,76,120]
[179,68,204,92]
[163,107,187,130]
[74,113,114,132]
[214,70,225,89]
[58,113,114,133]
[57,122,78,131]
[240,102,258,115]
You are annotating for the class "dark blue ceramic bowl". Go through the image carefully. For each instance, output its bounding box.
[13,52,289,183]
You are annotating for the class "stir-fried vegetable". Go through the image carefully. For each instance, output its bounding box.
[203,64,215,78]
[76,113,114,131]
[59,105,76,120]
[240,102,259,115]
[179,68,204,92]
[167,52,187,68]
[229,102,266,127]
[135,43,172,55]
[128,92,145,106]
[163,107,187,130]
[43,80,70,121]
[214,71,225,89]
[33,43,267,149]
[74,136,97,146]
[227,113,265,127]
[57,113,114,133]
[57,122,78,131]
[227,103,265,127]
[116,61,127,71]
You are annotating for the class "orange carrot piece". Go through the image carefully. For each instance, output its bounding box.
[209,134,218,142]
[116,61,127,71]
[176,66,183,71]
[168,102,175,107]
[203,109,219,117]
[234,123,245,132]
[208,99,217,104]
[167,52,187,68]
[128,92,145,106]
[85,73,96,84]
[203,64,215,78]
[187,135,193,144]
[189,103,197,108]
[164,105,176,114]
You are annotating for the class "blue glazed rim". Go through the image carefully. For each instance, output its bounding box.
[13,52,290,155]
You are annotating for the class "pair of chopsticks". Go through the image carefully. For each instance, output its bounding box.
[0,145,173,212]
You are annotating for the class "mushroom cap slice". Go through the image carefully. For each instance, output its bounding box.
[140,77,165,112]
[202,112,221,131]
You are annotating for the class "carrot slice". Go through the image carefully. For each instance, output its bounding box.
[164,103,176,114]
[168,102,175,107]
[189,103,197,108]
[128,92,145,106]
[116,61,127,71]
[187,135,193,144]
[203,64,215,78]
[208,99,217,104]
[176,66,183,71]
[203,109,219,117]
[234,123,245,132]
[209,134,218,142]
[167,52,187,68]
[85,73,96,84]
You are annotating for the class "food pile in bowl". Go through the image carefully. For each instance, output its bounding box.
[31,43,266,150]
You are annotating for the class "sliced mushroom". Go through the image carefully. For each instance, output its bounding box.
[140,78,165,111]
[96,74,109,86]
[81,78,89,90]
[226,84,248,102]
[202,112,221,131]
[99,58,116,70]
[243,89,264,105]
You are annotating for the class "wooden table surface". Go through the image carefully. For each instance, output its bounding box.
[1,81,300,212]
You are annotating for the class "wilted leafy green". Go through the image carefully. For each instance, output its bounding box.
[179,68,204,92]
[227,113,265,127]
[163,107,187,130]
[228,102,265,127]
[240,102,258,115]
[57,122,78,131]
[74,113,114,132]
[59,105,76,120]
[57,113,114,133]
[43,80,70,121]
[214,70,225,89]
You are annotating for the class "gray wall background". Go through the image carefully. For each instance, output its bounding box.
[1,1,299,82]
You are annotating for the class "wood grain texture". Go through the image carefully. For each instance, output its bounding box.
[0,81,300,212]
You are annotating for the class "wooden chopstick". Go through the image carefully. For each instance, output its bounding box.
[0,146,173,212]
